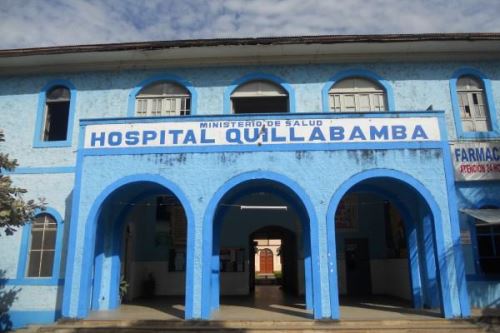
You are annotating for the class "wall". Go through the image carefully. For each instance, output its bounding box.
[2,61,500,168]
[1,59,496,325]
[66,145,455,319]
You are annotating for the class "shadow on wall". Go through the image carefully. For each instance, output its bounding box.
[0,269,21,332]
[468,281,500,311]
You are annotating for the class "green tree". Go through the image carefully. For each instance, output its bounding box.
[0,130,45,235]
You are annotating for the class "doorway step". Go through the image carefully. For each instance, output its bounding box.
[34,318,488,332]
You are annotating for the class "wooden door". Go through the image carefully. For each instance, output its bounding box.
[259,248,274,273]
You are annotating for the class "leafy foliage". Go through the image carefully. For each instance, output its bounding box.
[0,130,45,235]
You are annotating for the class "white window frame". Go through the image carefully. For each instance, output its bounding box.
[26,214,57,278]
[457,76,492,132]
[328,78,387,112]
[135,83,191,117]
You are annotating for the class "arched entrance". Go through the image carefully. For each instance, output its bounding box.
[327,169,461,319]
[251,226,296,292]
[201,172,323,319]
[66,175,194,319]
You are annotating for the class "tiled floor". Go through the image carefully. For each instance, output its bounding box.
[88,285,442,321]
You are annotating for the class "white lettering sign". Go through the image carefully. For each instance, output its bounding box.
[84,117,441,149]
[451,141,500,181]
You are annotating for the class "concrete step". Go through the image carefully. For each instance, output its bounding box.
[35,319,488,333]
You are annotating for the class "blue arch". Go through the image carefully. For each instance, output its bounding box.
[208,182,314,311]
[449,68,499,139]
[33,79,77,148]
[127,74,198,117]
[16,207,65,285]
[321,69,395,113]
[200,170,324,319]
[326,168,463,319]
[223,72,296,114]
[62,174,196,319]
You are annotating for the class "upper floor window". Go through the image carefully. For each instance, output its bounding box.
[43,86,71,141]
[231,80,288,114]
[27,213,57,277]
[328,77,387,112]
[457,75,492,132]
[135,82,190,117]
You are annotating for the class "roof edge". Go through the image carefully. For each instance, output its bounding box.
[2,33,500,58]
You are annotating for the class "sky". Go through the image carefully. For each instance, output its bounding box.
[1,0,500,49]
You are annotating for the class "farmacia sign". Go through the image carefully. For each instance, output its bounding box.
[451,141,500,181]
[84,117,440,149]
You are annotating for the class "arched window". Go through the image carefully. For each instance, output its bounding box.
[231,80,289,114]
[328,77,387,112]
[135,82,191,116]
[43,86,71,141]
[26,213,58,277]
[457,75,492,132]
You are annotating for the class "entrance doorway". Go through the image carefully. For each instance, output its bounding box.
[330,173,445,318]
[90,180,189,319]
[207,178,315,319]
[250,226,297,293]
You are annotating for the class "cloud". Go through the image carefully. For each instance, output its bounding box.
[0,0,499,49]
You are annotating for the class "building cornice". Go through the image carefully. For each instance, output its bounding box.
[2,33,500,75]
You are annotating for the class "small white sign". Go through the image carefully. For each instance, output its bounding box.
[451,141,500,181]
[84,117,441,149]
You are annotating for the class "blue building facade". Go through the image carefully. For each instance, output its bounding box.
[1,34,499,329]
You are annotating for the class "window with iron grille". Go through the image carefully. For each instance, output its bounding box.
[135,82,190,116]
[476,224,500,274]
[328,77,387,112]
[26,214,57,277]
[457,76,492,132]
[43,86,70,141]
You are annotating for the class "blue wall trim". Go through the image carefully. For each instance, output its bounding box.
[449,68,500,139]
[439,114,471,317]
[127,74,198,117]
[1,278,64,286]
[223,72,296,114]
[16,207,65,285]
[200,170,324,319]
[6,310,60,330]
[62,124,86,317]
[325,168,457,319]
[33,79,77,148]
[4,166,75,175]
[81,110,445,125]
[321,69,396,113]
[81,142,444,157]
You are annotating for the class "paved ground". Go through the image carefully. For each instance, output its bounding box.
[15,286,499,331]
[87,285,441,321]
